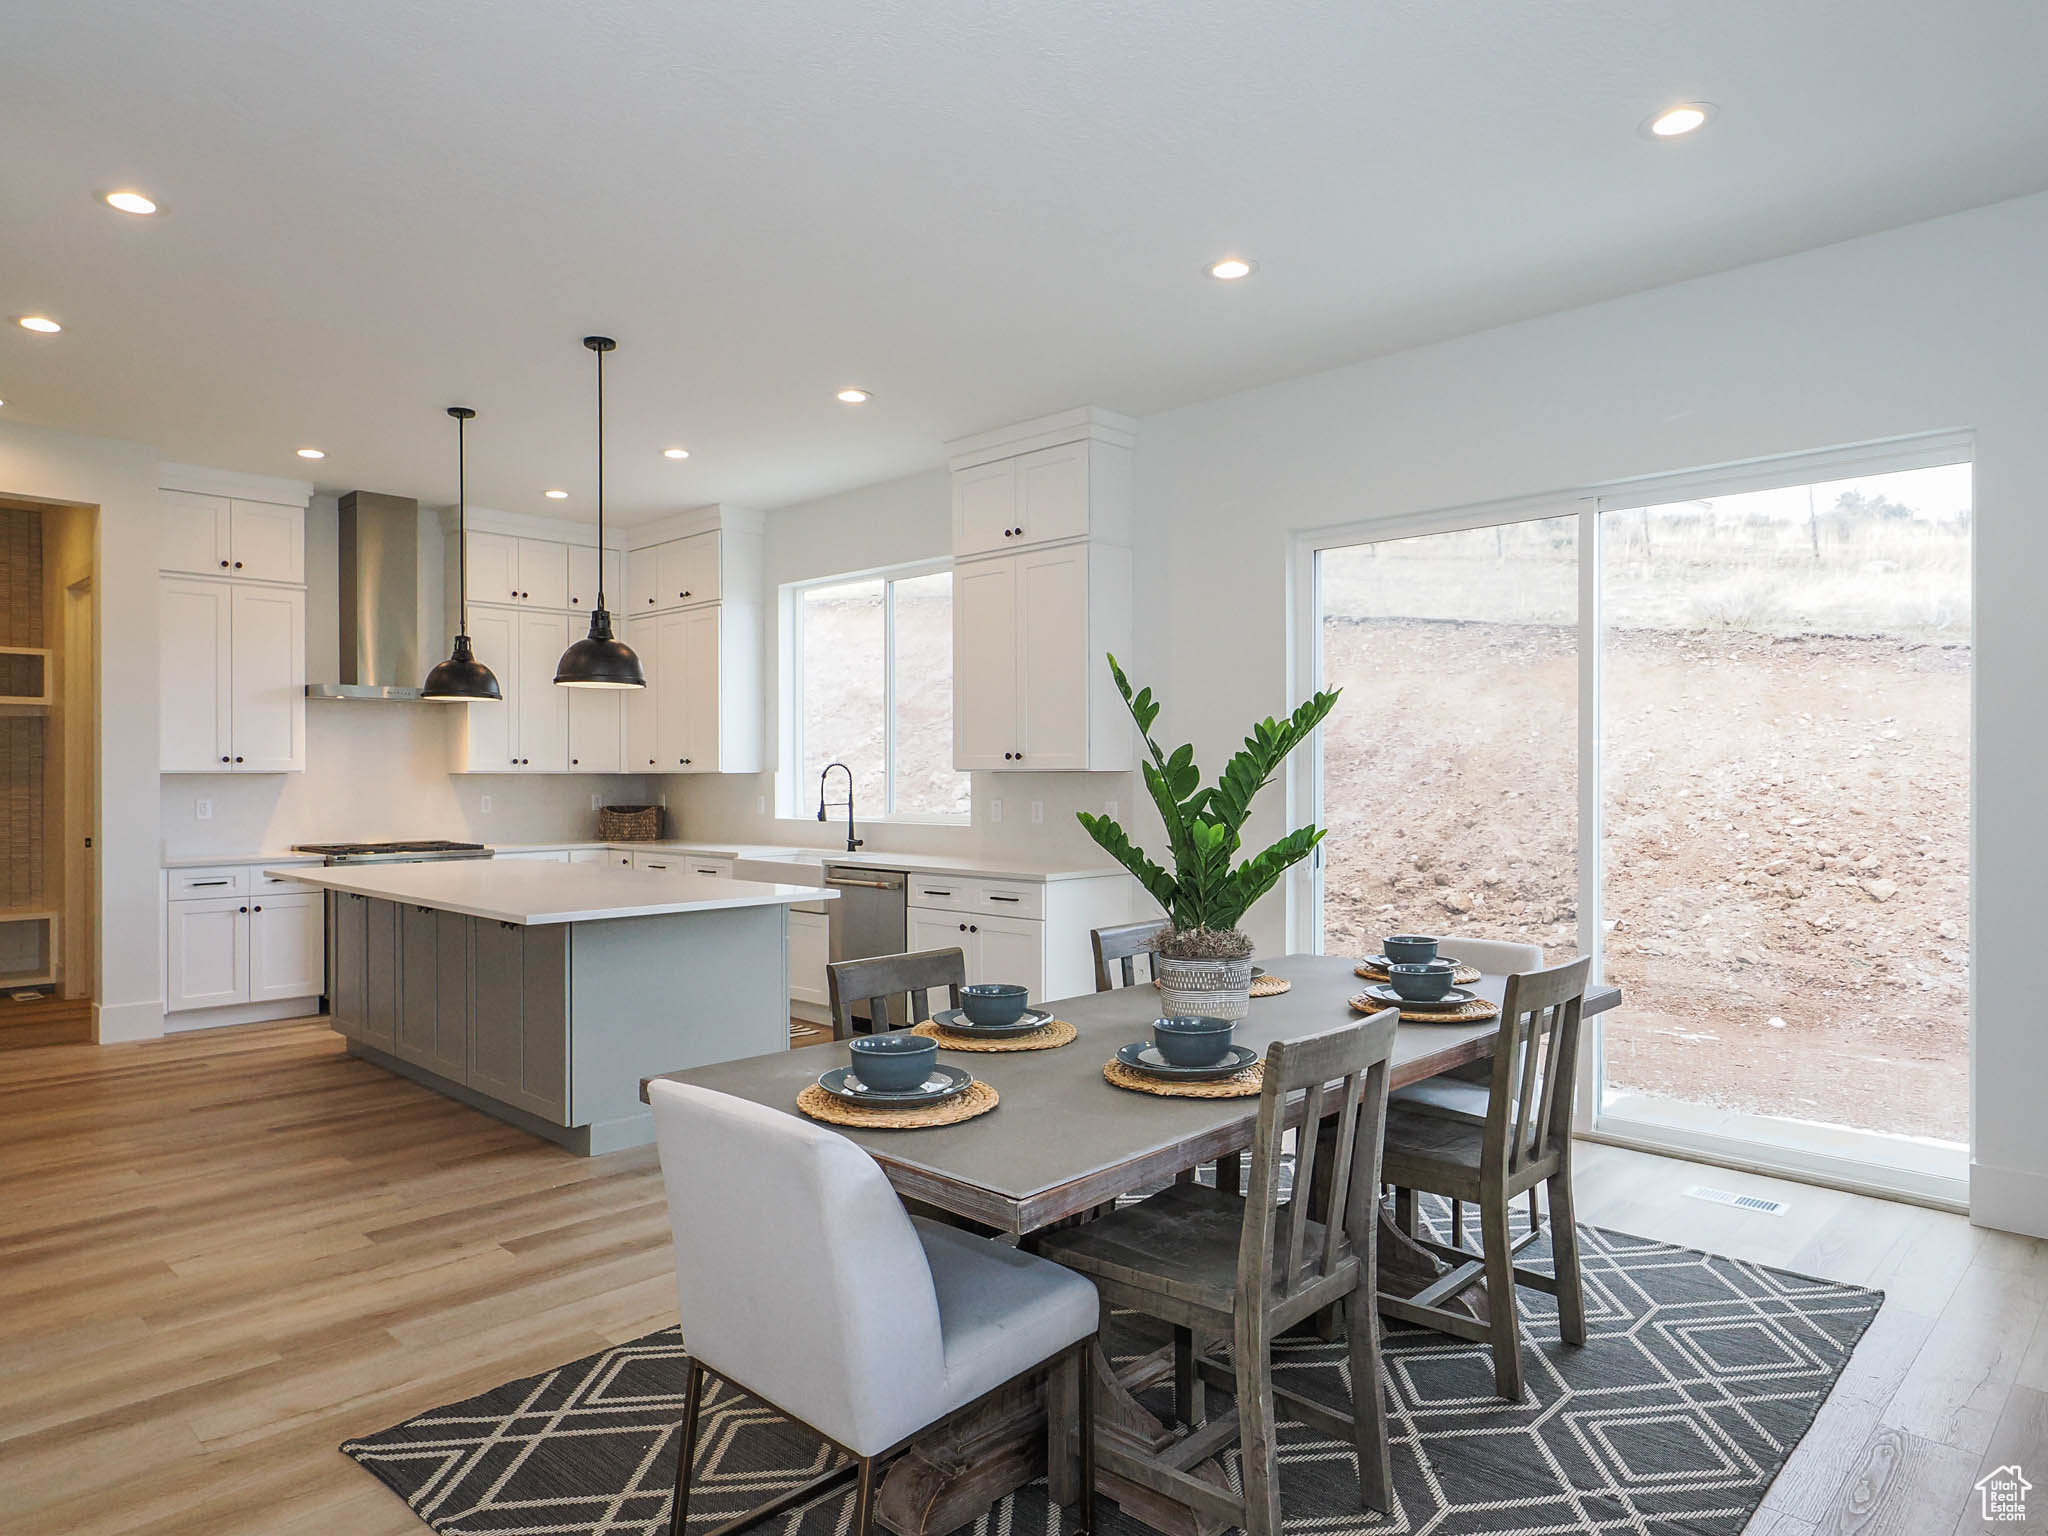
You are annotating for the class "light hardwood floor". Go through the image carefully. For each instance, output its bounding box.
[0,1020,2041,1535]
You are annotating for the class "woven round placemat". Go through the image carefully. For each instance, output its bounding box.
[1102,1057,1264,1098]
[796,1079,999,1129]
[1249,974,1291,997]
[1354,959,1481,985]
[1349,991,1500,1024]
[910,1017,1077,1052]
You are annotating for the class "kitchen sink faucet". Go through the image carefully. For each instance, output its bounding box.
[817,762,863,853]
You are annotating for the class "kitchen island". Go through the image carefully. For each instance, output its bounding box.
[277,860,833,1154]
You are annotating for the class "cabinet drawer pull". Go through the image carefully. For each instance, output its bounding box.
[922,889,952,897]
[190,879,230,887]
[988,895,1021,903]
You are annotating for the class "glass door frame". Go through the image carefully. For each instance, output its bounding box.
[1287,429,1975,1209]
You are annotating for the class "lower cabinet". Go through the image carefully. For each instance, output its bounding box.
[167,885,323,1012]
[331,896,571,1126]
[907,909,1048,1001]
[788,906,830,1008]
[469,920,571,1124]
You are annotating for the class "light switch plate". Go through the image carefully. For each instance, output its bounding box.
[480,794,493,814]
[1031,800,1044,825]
[195,797,212,821]
[990,799,1004,825]
[590,794,603,811]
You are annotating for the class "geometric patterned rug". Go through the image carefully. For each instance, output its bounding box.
[343,1202,1882,1536]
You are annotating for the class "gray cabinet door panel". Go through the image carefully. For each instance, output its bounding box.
[433,909,471,1082]
[330,892,367,1039]
[363,899,399,1050]
[520,927,570,1124]
[396,904,439,1068]
[469,920,525,1104]
[467,919,570,1125]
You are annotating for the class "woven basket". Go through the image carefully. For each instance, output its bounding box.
[1155,953,1254,1022]
[597,804,663,841]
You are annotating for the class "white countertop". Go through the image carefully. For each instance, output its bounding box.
[164,850,322,869]
[269,860,838,926]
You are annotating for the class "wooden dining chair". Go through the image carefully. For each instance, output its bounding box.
[1033,1011,1401,1536]
[826,948,965,1041]
[1379,955,1593,1401]
[1090,921,1163,992]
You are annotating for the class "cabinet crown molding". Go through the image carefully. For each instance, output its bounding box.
[623,503,764,548]
[436,504,627,547]
[945,406,1137,471]
[159,462,314,506]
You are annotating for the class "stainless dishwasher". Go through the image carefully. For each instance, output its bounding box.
[824,865,908,1028]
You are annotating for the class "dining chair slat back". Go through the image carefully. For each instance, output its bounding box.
[827,948,966,1040]
[1491,958,1587,1179]
[1090,921,1162,992]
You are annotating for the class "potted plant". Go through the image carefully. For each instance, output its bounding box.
[1076,655,1340,1019]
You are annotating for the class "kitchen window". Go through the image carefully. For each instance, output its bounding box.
[786,564,971,822]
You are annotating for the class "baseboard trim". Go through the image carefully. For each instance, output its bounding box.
[1582,1122,1970,1214]
[93,999,165,1043]
[1968,1160,2048,1239]
[162,997,321,1034]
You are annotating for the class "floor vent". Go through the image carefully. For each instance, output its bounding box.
[1685,1184,1789,1215]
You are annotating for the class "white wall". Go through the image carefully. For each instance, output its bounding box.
[0,419,162,1042]
[664,465,1136,866]
[1133,190,2048,1235]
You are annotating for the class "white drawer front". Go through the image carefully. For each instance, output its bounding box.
[169,865,249,898]
[907,876,980,913]
[973,879,1044,921]
[254,868,320,894]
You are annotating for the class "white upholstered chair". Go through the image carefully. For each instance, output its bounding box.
[649,1078,1100,1536]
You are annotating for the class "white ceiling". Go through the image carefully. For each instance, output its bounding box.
[4,1,2047,521]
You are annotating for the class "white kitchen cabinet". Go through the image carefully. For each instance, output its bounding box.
[248,893,325,1002]
[905,909,1046,1001]
[568,687,624,773]
[624,613,660,769]
[458,607,623,773]
[951,542,1131,772]
[788,908,830,1008]
[950,442,1094,559]
[467,534,569,609]
[161,490,304,583]
[228,585,306,772]
[626,604,754,773]
[610,849,635,867]
[516,611,570,771]
[167,895,249,1010]
[631,850,677,873]
[569,847,606,865]
[159,577,304,772]
[518,540,569,611]
[566,544,624,613]
[461,606,518,770]
[498,849,574,863]
[951,460,1019,560]
[680,854,735,879]
[627,531,720,613]
[160,577,233,771]
[466,532,519,606]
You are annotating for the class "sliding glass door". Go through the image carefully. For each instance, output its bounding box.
[1307,444,1972,1201]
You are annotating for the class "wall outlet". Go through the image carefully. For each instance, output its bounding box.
[757,795,766,815]
[590,793,603,811]
[990,798,1004,825]
[1031,800,1044,825]
[194,797,212,821]
[479,794,493,814]
[1104,799,1119,820]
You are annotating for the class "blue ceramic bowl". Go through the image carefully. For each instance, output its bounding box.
[959,983,1030,1027]
[1387,961,1455,1002]
[1383,934,1439,966]
[848,1031,940,1092]
[1152,1016,1236,1068]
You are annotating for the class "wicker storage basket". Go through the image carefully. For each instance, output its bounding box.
[596,804,664,841]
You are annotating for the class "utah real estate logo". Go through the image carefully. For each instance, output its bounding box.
[1976,1464,2031,1524]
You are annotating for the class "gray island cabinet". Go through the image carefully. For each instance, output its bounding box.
[294,861,832,1154]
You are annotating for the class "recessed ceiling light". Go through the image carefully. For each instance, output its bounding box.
[1208,256,1255,281]
[836,388,871,404]
[103,190,158,216]
[663,447,690,460]
[296,447,326,460]
[545,489,569,499]
[16,316,61,334]
[1643,103,1715,138]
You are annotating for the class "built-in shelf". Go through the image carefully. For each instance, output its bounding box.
[0,646,53,714]
[0,910,58,989]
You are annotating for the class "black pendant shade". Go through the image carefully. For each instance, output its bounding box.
[556,336,646,689]
[421,406,502,702]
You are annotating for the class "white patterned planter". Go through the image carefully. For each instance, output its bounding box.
[1154,953,1254,1022]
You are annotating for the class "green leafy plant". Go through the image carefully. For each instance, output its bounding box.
[1076,654,1340,943]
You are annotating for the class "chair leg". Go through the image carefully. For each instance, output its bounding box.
[1341,1281,1393,1513]
[1546,1171,1587,1347]
[852,1456,878,1536]
[1479,1186,1524,1402]
[1393,1185,1417,1239]
[1449,1198,1464,1249]
[1217,1153,1242,1196]
[1078,1339,1098,1535]
[1233,1309,1282,1536]
[1047,1344,1080,1503]
[1527,1186,1542,1236]
[1173,1325,1206,1426]
[670,1357,705,1536]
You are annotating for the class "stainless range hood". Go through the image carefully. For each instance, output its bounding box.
[306,490,432,701]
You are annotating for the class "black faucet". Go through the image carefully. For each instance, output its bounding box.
[818,762,862,853]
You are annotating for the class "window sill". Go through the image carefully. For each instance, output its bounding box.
[775,813,971,830]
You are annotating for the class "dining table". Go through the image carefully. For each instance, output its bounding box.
[644,952,1620,1536]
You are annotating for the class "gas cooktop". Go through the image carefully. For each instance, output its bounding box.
[291,840,494,865]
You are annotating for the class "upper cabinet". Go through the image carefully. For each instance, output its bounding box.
[626,530,721,613]
[566,543,624,613]
[946,409,1137,773]
[465,532,570,610]
[158,468,309,773]
[161,489,305,584]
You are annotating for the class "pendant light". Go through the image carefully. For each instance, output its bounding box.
[421,406,502,701]
[555,335,646,689]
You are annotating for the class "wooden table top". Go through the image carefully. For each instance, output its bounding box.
[644,953,1620,1234]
